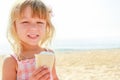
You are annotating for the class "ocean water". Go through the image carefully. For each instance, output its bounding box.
[0,39,120,55]
[52,39,120,50]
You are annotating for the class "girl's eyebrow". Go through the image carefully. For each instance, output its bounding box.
[36,19,46,22]
[19,19,29,22]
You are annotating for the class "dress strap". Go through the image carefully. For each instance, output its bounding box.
[11,54,19,62]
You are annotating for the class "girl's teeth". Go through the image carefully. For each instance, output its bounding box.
[28,35,38,38]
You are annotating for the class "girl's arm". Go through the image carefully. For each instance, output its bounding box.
[47,49,59,80]
[52,58,59,80]
[2,56,17,80]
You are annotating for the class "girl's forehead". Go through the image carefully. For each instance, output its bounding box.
[18,15,46,21]
[18,6,47,19]
[18,17,46,23]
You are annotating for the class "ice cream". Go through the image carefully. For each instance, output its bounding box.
[35,51,55,70]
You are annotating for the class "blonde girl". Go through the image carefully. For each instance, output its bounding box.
[2,0,58,80]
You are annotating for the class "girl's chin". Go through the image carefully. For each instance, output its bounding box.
[27,40,40,45]
[24,41,39,46]
[28,43,39,46]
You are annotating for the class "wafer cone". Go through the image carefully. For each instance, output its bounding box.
[35,52,54,70]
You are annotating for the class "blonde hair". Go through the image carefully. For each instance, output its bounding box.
[7,0,55,54]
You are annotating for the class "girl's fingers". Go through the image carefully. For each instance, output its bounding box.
[30,66,50,80]
[38,72,50,80]
[36,68,50,80]
[32,66,47,76]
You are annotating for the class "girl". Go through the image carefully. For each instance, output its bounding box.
[2,0,58,80]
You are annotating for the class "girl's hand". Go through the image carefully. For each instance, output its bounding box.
[29,66,51,80]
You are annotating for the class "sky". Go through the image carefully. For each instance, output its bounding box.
[0,0,120,54]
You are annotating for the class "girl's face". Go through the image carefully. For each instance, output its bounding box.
[15,6,46,46]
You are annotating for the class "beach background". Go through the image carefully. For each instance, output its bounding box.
[0,0,120,80]
[1,49,120,80]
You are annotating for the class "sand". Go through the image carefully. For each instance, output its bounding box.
[55,49,120,80]
[1,49,120,80]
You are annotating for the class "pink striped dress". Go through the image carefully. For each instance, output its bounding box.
[11,50,53,80]
[12,54,36,80]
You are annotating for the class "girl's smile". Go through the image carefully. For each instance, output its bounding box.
[15,6,46,46]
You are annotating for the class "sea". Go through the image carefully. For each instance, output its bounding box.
[0,39,120,55]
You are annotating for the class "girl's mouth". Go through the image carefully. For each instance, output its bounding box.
[27,34,39,39]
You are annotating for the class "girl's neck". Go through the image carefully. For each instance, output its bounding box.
[21,41,44,52]
[19,42,45,60]
[22,44,41,52]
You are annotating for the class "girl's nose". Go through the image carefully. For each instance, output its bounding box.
[29,24,38,30]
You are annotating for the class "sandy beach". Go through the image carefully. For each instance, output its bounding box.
[1,49,120,80]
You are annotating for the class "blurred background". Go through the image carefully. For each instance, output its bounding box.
[0,0,120,54]
[1,1,120,80]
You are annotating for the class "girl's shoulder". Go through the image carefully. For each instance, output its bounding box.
[2,55,18,79]
[3,55,17,63]
[3,55,17,70]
